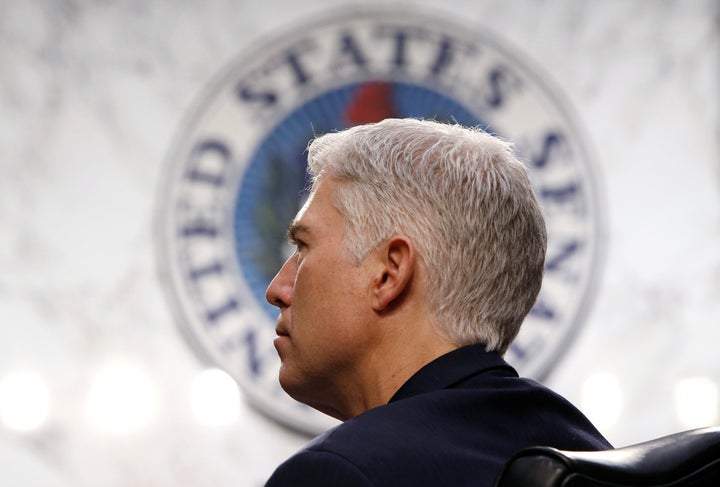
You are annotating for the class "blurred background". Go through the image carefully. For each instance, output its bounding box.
[1,1,718,485]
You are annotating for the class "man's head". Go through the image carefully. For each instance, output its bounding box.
[266,118,546,419]
[304,118,547,355]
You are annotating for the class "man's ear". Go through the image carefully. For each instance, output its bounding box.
[371,236,416,312]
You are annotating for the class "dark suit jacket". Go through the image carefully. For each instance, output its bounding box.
[265,344,611,486]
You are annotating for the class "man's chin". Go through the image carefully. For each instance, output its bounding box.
[278,381,312,412]
[278,369,314,405]
[278,372,346,420]
[277,364,300,397]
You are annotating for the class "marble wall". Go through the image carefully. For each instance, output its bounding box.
[1,0,718,485]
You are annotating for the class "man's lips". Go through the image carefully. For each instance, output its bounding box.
[274,323,290,354]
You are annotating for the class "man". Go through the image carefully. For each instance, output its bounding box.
[265,119,610,486]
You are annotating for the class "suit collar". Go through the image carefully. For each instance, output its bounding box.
[389,344,518,403]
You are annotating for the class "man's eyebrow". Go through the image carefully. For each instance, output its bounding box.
[287,221,310,242]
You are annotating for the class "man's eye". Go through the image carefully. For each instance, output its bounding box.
[289,238,305,251]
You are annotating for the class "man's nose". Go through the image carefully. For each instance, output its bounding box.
[265,255,296,308]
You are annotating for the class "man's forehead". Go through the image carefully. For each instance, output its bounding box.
[288,182,326,234]
[287,178,341,238]
[289,190,315,233]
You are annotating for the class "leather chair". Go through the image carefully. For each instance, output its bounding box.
[494,427,720,486]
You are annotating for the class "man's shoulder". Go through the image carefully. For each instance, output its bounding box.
[265,447,374,487]
[321,371,609,453]
[267,354,611,486]
[265,409,428,487]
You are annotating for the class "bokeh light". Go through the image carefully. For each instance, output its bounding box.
[674,377,718,429]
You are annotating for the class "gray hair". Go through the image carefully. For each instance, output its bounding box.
[306,118,546,355]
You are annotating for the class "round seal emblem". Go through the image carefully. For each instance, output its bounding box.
[157,7,604,435]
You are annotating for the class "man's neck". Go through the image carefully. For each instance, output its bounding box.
[333,324,459,421]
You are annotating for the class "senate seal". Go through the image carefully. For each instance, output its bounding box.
[157,7,605,435]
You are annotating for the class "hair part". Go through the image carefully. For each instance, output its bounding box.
[306,118,547,355]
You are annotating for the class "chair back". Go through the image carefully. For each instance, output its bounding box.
[494,427,720,486]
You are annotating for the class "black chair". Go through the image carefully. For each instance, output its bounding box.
[494,427,720,486]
